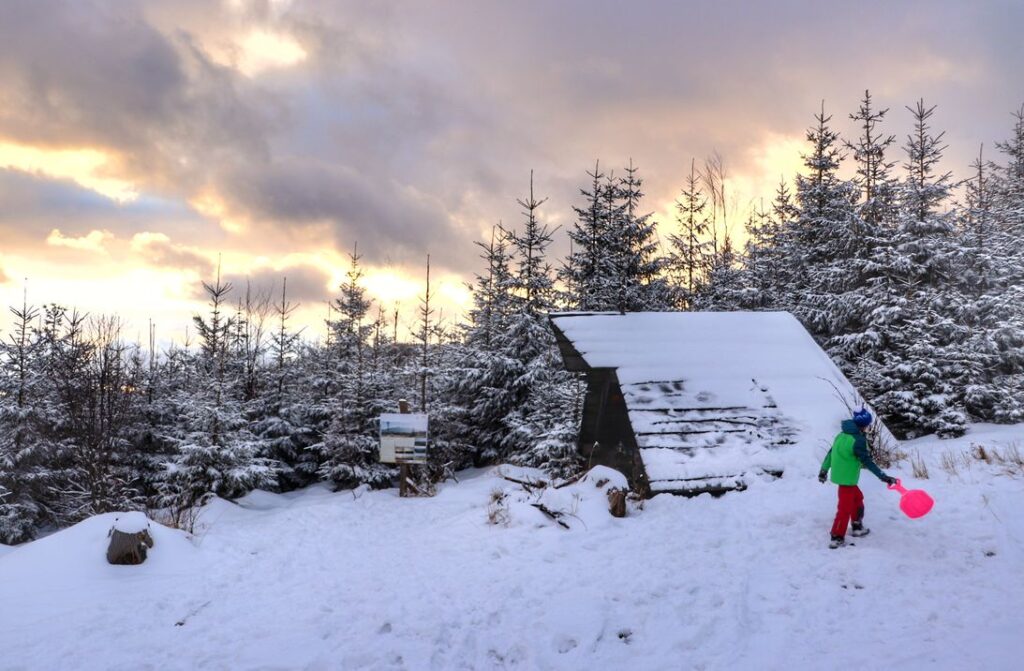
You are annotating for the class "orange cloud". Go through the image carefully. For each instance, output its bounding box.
[46,229,114,253]
[130,233,214,275]
[0,141,137,202]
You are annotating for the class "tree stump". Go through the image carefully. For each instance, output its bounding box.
[607,488,627,518]
[107,513,155,565]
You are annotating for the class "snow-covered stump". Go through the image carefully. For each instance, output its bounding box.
[607,488,627,517]
[106,512,154,566]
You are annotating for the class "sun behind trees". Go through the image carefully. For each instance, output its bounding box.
[3,91,1024,543]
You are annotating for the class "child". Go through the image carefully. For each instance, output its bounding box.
[819,409,896,549]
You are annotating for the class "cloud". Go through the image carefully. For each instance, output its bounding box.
[46,229,114,253]
[235,29,308,76]
[188,262,333,306]
[218,158,467,267]
[4,0,1024,338]
[0,141,137,202]
[0,0,276,197]
[0,266,9,285]
[130,232,214,275]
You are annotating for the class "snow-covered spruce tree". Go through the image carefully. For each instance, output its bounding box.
[814,93,899,349]
[136,339,191,502]
[250,277,321,490]
[50,317,148,521]
[423,318,477,482]
[786,103,861,337]
[846,90,898,233]
[960,105,1024,422]
[561,160,670,312]
[319,247,393,489]
[838,101,968,438]
[34,307,98,526]
[562,162,617,310]
[502,174,583,475]
[0,298,49,542]
[693,227,748,310]
[161,271,275,508]
[959,146,1000,300]
[442,225,522,465]
[613,161,672,311]
[667,159,713,309]
[739,184,797,310]
[993,105,1024,236]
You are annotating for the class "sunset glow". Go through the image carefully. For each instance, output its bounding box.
[236,29,308,76]
[1,1,1021,343]
[0,141,137,202]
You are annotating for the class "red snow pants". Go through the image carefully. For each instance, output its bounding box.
[830,485,864,538]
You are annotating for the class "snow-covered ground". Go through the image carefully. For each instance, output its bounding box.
[2,426,1023,670]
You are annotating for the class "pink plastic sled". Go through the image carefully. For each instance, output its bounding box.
[887,479,934,519]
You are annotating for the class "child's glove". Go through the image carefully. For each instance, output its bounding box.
[818,471,827,483]
[883,475,897,485]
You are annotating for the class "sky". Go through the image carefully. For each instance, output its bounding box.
[0,0,1022,343]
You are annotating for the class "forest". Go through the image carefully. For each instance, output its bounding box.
[2,90,1024,544]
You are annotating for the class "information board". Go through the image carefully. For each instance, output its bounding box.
[379,413,429,464]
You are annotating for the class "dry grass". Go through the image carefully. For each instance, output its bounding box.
[940,450,961,476]
[970,444,993,464]
[487,488,510,526]
[989,442,1024,475]
[910,450,930,479]
[869,431,908,469]
[933,441,1024,479]
[146,492,215,536]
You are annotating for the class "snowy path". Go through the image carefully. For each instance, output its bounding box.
[2,441,1023,669]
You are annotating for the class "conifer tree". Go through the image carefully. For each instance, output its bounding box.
[319,247,392,489]
[563,163,609,310]
[0,296,47,542]
[846,90,898,232]
[847,101,968,437]
[613,160,672,311]
[788,103,860,336]
[668,159,712,308]
[162,268,274,508]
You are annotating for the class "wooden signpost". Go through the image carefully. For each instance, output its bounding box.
[380,400,429,497]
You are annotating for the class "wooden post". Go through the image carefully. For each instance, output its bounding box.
[398,398,410,497]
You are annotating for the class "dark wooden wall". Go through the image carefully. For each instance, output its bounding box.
[578,368,650,495]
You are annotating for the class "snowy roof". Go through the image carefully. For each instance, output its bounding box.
[550,311,873,492]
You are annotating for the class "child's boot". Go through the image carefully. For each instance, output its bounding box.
[851,522,870,537]
[829,535,845,549]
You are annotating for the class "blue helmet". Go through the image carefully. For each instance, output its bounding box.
[853,408,873,428]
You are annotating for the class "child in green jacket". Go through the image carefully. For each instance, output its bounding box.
[819,409,896,548]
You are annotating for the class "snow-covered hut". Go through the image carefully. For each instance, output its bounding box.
[549,311,881,496]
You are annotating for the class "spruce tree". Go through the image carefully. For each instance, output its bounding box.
[668,159,713,309]
[850,101,968,437]
[162,269,274,508]
[319,247,392,489]
[0,297,47,542]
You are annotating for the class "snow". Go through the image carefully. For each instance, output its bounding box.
[110,511,150,534]
[551,312,891,488]
[2,428,1023,670]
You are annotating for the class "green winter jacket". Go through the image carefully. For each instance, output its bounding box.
[820,420,887,486]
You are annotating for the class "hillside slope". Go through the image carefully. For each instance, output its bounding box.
[1,427,1023,670]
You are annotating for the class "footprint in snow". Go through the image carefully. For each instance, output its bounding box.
[555,636,578,654]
